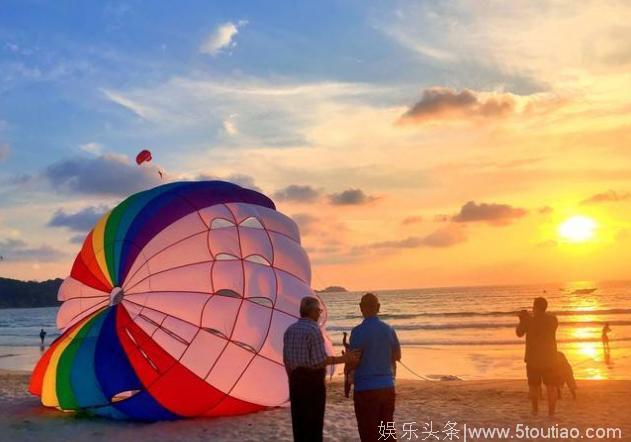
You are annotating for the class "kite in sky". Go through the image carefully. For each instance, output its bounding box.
[29,180,331,420]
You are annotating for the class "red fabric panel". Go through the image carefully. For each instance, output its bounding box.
[115,305,263,417]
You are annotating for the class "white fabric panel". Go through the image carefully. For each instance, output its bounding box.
[258,310,296,363]
[230,356,288,406]
[208,226,240,258]
[238,228,273,264]
[121,300,143,320]
[148,262,213,293]
[205,342,253,394]
[243,262,277,304]
[211,260,244,296]
[136,315,159,337]
[58,276,108,301]
[258,206,300,242]
[56,297,108,331]
[141,212,208,259]
[152,327,187,359]
[224,203,259,224]
[269,232,310,283]
[122,261,151,292]
[139,307,166,326]
[231,301,272,352]
[180,330,227,380]
[161,316,198,343]
[201,295,242,338]
[141,291,210,326]
[197,205,236,228]
[146,232,212,274]
[274,270,312,317]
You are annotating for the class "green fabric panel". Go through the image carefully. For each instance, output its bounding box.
[56,312,103,410]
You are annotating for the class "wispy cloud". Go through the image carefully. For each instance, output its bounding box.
[0,238,65,262]
[581,190,631,205]
[102,89,153,119]
[79,142,103,155]
[452,201,527,225]
[398,87,563,125]
[200,20,248,56]
[273,185,322,203]
[47,205,109,232]
[328,188,376,206]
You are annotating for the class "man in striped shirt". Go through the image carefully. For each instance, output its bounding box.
[283,296,359,442]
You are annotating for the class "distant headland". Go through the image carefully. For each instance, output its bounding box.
[0,277,63,309]
[315,286,348,293]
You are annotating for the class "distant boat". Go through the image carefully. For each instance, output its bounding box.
[571,288,597,294]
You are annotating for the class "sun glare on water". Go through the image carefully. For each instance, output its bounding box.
[558,216,597,243]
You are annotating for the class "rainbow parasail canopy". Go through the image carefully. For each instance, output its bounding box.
[29,180,331,420]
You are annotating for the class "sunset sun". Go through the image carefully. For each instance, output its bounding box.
[558,215,597,243]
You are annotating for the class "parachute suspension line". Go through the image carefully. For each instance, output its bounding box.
[396,360,435,381]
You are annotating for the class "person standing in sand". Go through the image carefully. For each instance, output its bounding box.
[283,296,359,442]
[516,297,560,416]
[349,293,401,442]
[39,328,47,346]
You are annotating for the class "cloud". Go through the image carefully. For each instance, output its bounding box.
[291,213,318,236]
[397,87,563,125]
[0,143,10,162]
[47,205,109,232]
[45,154,162,196]
[398,88,515,124]
[0,238,65,262]
[538,206,554,215]
[402,216,423,225]
[196,173,261,192]
[102,89,153,119]
[273,185,321,203]
[536,239,558,248]
[420,225,468,248]
[328,188,376,205]
[452,201,527,225]
[580,190,631,205]
[222,118,238,136]
[69,234,87,244]
[355,225,467,251]
[79,142,103,155]
[200,20,247,56]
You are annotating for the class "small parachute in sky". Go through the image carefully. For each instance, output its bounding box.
[135,149,152,165]
[29,180,331,421]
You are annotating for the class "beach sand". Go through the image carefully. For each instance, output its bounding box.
[1,370,630,441]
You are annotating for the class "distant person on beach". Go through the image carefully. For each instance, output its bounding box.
[516,297,560,416]
[602,323,611,354]
[283,296,359,442]
[556,351,577,399]
[349,293,401,442]
[39,328,47,346]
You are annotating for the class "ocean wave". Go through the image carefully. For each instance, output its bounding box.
[349,308,631,321]
[393,336,631,346]
[328,319,631,332]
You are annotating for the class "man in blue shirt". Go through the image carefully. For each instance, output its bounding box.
[349,293,401,442]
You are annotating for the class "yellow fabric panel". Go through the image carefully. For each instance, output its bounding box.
[91,210,113,287]
[41,323,86,407]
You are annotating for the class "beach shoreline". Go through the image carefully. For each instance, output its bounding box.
[2,370,630,441]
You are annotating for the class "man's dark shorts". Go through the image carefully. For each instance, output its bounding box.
[527,364,561,387]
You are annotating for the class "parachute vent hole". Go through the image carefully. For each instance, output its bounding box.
[138,313,161,328]
[203,327,228,340]
[233,341,258,354]
[247,297,273,308]
[215,253,238,261]
[139,349,159,372]
[111,389,141,403]
[215,289,241,298]
[244,255,270,266]
[239,217,264,229]
[210,218,235,229]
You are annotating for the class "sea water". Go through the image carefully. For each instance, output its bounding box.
[1,280,629,379]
